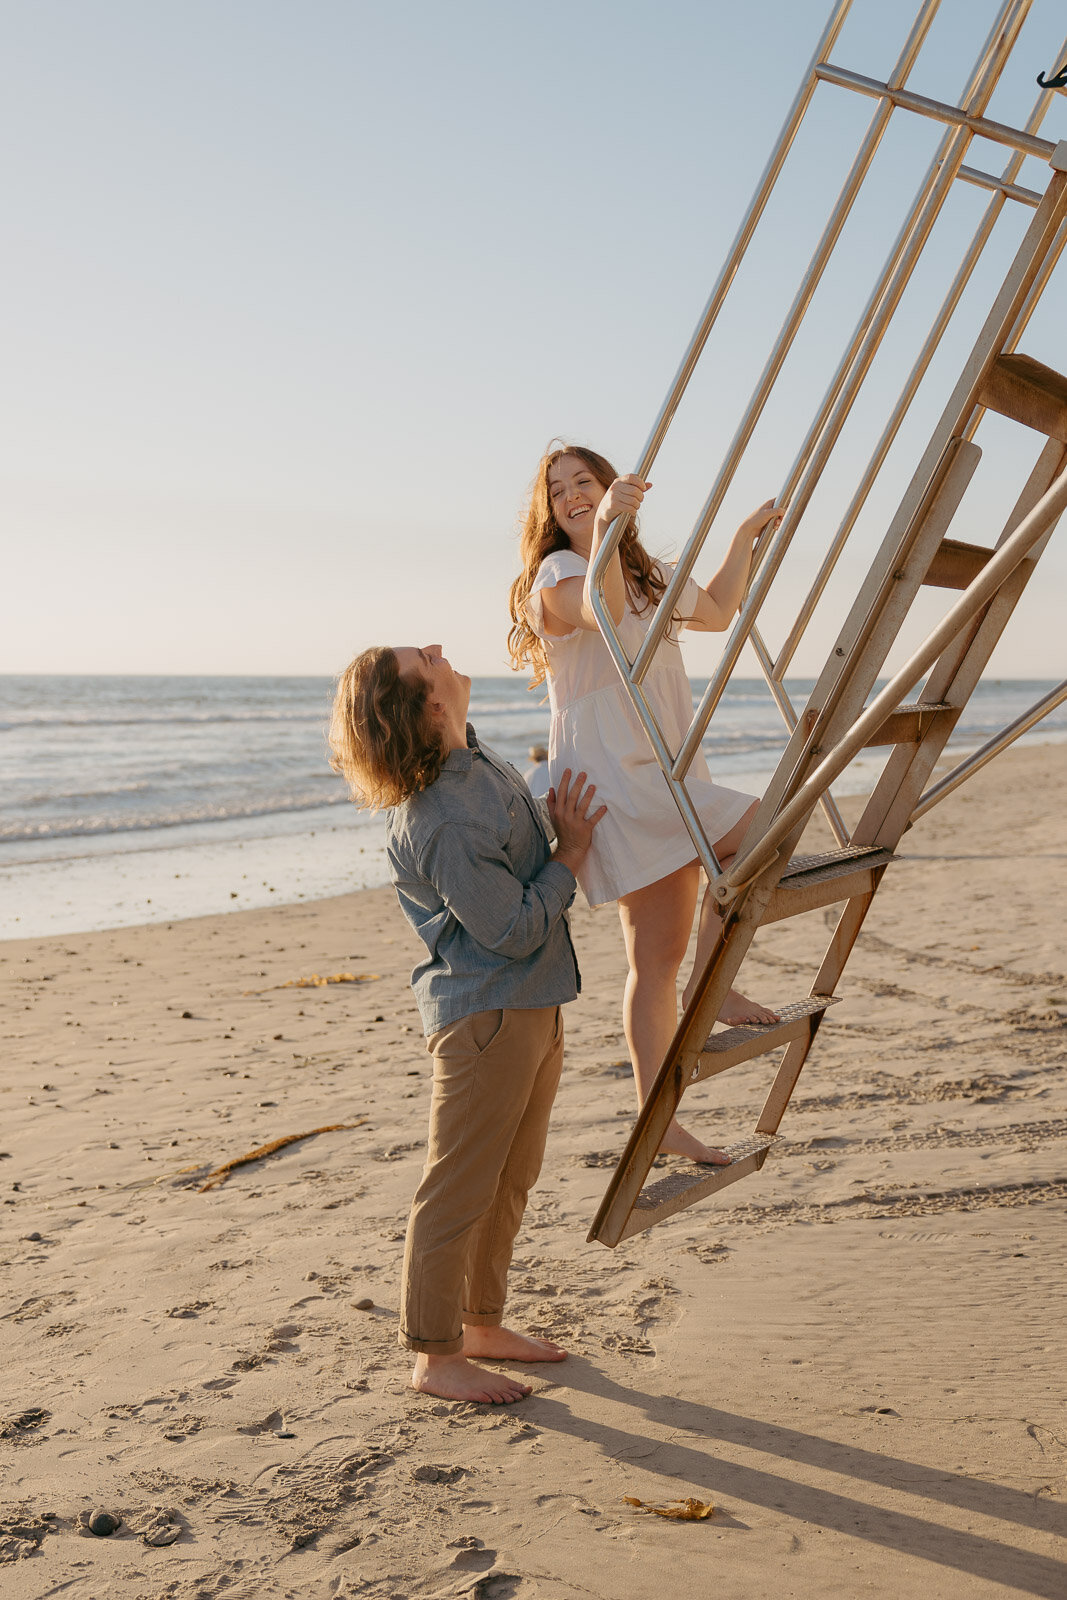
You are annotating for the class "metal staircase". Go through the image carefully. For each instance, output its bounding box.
[586,0,1067,1248]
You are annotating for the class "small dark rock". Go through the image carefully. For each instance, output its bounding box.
[353,1297,374,1311]
[181,1011,193,1019]
[22,1231,42,1242]
[87,1509,121,1536]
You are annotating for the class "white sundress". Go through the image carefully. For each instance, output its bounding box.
[524,548,755,908]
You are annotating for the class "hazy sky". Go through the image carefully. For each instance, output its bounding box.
[3,0,1065,678]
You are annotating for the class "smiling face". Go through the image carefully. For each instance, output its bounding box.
[546,453,608,553]
[393,643,471,736]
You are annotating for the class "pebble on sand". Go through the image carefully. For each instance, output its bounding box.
[87,1509,121,1536]
[353,1296,375,1310]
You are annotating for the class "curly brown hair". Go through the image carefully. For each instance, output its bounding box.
[507,443,668,689]
[329,646,445,810]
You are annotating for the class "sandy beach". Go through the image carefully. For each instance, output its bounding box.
[1,742,1065,1600]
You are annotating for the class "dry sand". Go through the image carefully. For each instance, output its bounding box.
[1,744,1065,1600]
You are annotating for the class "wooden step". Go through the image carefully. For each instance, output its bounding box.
[691,994,842,1083]
[861,702,953,746]
[924,538,993,589]
[615,1133,779,1241]
[977,352,1067,442]
[762,845,894,924]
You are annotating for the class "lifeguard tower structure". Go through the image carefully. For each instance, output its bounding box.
[588,0,1067,1247]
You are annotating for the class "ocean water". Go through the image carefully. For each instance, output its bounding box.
[2,673,1063,938]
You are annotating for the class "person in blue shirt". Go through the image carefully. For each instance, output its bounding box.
[329,641,604,1404]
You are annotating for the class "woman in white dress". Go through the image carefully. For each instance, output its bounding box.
[508,444,781,1165]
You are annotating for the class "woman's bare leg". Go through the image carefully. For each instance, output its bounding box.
[681,803,779,1024]
[617,863,729,1165]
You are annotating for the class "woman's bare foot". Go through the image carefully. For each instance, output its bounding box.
[462,1324,568,1363]
[718,988,779,1026]
[657,1118,731,1166]
[410,1352,531,1404]
[681,976,779,1026]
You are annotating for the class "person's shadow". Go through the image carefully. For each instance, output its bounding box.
[523,1355,1066,1598]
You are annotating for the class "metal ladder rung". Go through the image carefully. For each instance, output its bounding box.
[619,1133,779,1241]
[924,538,993,589]
[978,352,1067,442]
[693,994,842,1080]
[862,702,954,746]
[781,844,885,875]
[762,846,894,924]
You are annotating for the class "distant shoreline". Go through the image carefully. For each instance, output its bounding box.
[3,735,1064,943]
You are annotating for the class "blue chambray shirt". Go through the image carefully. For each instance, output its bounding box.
[387,726,581,1034]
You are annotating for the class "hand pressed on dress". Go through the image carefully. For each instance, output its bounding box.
[549,769,606,879]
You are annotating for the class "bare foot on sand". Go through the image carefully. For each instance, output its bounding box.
[410,1326,568,1403]
[462,1325,568,1364]
[658,1118,731,1166]
[410,1353,532,1404]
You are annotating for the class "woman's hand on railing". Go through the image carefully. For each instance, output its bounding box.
[691,498,786,631]
[737,498,786,548]
[593,475,652,536]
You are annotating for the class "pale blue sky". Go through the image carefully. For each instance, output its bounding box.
[2,0,1065,677]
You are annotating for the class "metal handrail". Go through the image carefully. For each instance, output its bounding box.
[773,57,1067,678]
[718,464,1067,891]
[668,1,1032,774]
[620,0,967,692]
[619,0,1029,698]
[910,678,1067,821]
[585,1,1064,888]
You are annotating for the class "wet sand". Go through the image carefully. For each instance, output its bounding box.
[1,743,1065,1599]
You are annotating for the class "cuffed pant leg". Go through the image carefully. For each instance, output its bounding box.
[462,1006,563,1324]
[398,1006,560,1355]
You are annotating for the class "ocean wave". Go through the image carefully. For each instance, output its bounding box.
[0,790,351,843]
[0,710,326,732]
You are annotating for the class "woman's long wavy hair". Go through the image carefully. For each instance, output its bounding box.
[507,443,668,689]
[329,646,445,810]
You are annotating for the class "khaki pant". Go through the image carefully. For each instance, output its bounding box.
[398,1005,564,1355]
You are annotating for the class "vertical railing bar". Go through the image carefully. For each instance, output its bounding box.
[582,599,726,880]
[588,0,859,674]
[669,622,851,846]
[773,52,1065,677]
[751,629,853,846]
[619,0,949,689]
[910,678,1067,820]
[670,0,1031,782]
